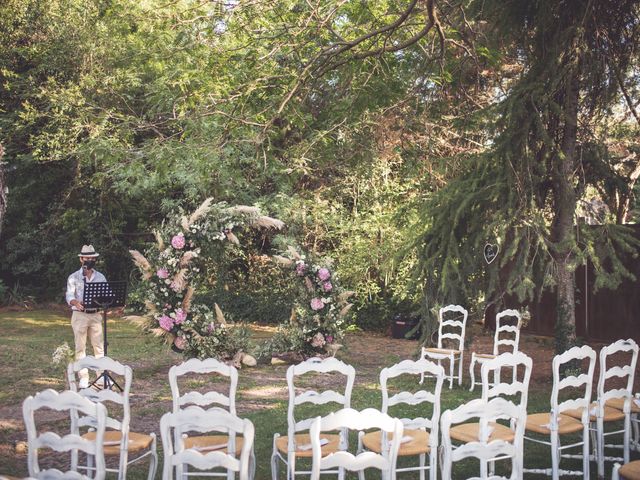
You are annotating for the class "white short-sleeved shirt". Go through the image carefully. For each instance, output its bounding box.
[66,268,107,310]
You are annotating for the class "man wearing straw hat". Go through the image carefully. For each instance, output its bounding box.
[65,245,107,388]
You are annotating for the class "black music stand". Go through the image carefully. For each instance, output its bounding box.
[83,281,127,391]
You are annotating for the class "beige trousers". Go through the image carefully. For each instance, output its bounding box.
[71,311,104,382]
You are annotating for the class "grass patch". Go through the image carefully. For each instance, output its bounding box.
[0,310,636,478]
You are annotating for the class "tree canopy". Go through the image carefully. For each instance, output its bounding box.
[1,0,638,338]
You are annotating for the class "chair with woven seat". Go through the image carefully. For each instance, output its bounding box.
[160,406,254,480]
[309,408,403,480]
[469,309,522,392]
[449,351,532,476]
[23,388,108,480]
[607,393,640,452]
[270,356,355,480]
[420,305,468,389]
[67,355,158,480]
[169,357,253,479]
[358,358,444,480]
[440,396,526,480]
[523,345,596,479]
[563,338,638,478]
[613,460,640,480]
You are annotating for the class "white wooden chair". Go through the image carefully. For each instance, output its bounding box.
[270,357,355,480]
[160,406,254,480]
[469,309,522,391]
[23,388,108,480]
[440,397,526,480]
[613,460,640,480]
[449,351,532,476]
[169,358,252,479]
[67,355,158,480]
[358,359,444,480]
[420,305,468,389]
[563,338,639,478]
[608,392,640,452]
[309,408,403,480]
[523,345,596,479]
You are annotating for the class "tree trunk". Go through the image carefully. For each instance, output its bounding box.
[551,67,580,354]
[0,143,6,238]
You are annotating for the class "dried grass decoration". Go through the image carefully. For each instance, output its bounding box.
[129,198,284,362]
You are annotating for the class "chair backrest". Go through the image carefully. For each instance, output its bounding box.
[168,358,238,414]
[67,355,132,433]
[309,408,403,480]
[480,351,532,409]
[440,397,525,480]
[436,305,468,351]
[160,406,254,480]
[551,345,597,422]
[596,339,639,412]
[286,356,355,448]
[380,358,445,451]
[23,389,107,480]
[492,310,522,356]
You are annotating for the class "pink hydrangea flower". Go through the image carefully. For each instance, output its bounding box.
[322,281,333,292]
[158,315,174,331]
[310,297,324,311]
[157,268,169,279]
[171,233,186,249]
[311,332,326,348]
[317,268,331,281]
[296,262,307,276]
[326,335,334,343]
[174,308,187,324]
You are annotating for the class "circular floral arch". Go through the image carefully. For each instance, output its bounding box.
[129,198,352,363]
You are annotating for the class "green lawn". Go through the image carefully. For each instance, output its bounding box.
[0,309,636,478]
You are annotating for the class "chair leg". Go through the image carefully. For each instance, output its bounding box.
[632,414,640,451]
[448,356,454,389]
[271,435,280,480]
[582,424,590,480]
[87,453,94,478]
[419,452,425,480]
[624,413,631,464]
[550,431,559,480]
[457,352,463,386]
[469,355,476,391]
[612,463,621,480]
[119,448,129,480]
[597,416,605,478]
[147,435,158,480]
[429,450,437,480]
[288,452,296,480]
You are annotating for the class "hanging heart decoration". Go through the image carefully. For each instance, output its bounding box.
[484,243,499,264]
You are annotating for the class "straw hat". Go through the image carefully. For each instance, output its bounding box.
[78,245,100,257]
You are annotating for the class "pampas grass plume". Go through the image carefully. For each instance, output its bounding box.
[273,255,294,266]
[188,197,213,226]
[339,303,353,317]
[228,205,260,216]
[144,300,158,314]
[154,230,165,250]
[130,250,152,274]
[180,251,198,266]
[182,286,194,313]
[214,303,227,325]
[286,246,302,260]
[171,269,188,292]
[254,215,285,230]
[225,230,240,245]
